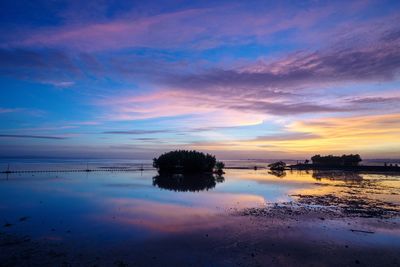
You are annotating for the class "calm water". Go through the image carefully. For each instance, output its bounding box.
[0,157,397,172]
[1,159,399,251]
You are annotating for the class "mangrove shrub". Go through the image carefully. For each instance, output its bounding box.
[268,161,286,171]
[153,150,218,173]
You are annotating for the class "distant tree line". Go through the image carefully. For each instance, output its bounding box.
[310,154,362,166]
[153,150,224,174]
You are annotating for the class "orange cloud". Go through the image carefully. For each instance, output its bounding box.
[188,113,400,158]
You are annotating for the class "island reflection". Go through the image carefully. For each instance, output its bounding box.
[153,173,224,192]
[268,170,286,178]
[312,170,363,182]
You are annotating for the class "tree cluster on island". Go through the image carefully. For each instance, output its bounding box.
[310,154,362,166]
[268,161,287,171]
[153,150,224,174]
[268,154,362,171]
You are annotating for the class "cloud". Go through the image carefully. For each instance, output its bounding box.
[283,113,400,153]
[189,125,246,132]
[0,48,80,82]
[71,121,101,126]
[103,130,171,135]
[165,33,400,92]
[84,18,398,121]
[0,108,22,114]
[5,0,390,53]
[114,24,398,118]
[0,134,68,140]
[6,8,207,51]
[96,90,270,130]
[217,99,348,115]
[1,0,399,159]
[39,80,75,88]
[97,87,350,132]
[186,113,400,157]
[131,137,160,141]
[255,132,320,141]
[2,5,398,100]
[2,3,334,52]
[348,96,400,104]
[0,48,77,71]
[0,107,46,117]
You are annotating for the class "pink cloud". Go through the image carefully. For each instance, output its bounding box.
[95,89,267,128]
[3,3,358,52]
[39,80,75,88]
[12,8,207,51]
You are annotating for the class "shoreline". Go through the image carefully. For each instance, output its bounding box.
[289,164,400,173]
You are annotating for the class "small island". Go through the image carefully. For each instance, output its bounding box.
[290,154,400,172]
[268,161,286,171]
[152,150,225,192]
[153,150,224,174]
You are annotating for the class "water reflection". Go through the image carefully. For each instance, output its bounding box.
[312,170,363,182]
[268,170,286,178]
[153,173,224,192]
[1,167,399,247]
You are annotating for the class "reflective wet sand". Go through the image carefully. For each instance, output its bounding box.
[0,168,399,266]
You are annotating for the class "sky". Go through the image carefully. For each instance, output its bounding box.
[0,0,399,159]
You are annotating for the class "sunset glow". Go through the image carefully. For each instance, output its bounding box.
[1,0,399,159]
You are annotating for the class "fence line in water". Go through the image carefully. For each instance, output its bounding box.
[1,168,152,174]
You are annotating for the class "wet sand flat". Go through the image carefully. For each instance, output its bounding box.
[1,213,399,267]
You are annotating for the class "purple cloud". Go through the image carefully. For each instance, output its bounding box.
[0,48,81,83]
[0,134,68,140]
[103,130,171,135]
[165,32,400,92]
[0,48,77,71]
[2,1,380,53]
[218,100,348,115]
[348,96,400,104]
[0,5,312,51]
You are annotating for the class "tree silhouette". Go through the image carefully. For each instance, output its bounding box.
[311,154,362,166]
[153,150,219,174]
[268,161,286,171]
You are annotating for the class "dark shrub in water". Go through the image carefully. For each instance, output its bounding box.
[268,161,286,171]
[153,150,219,174]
